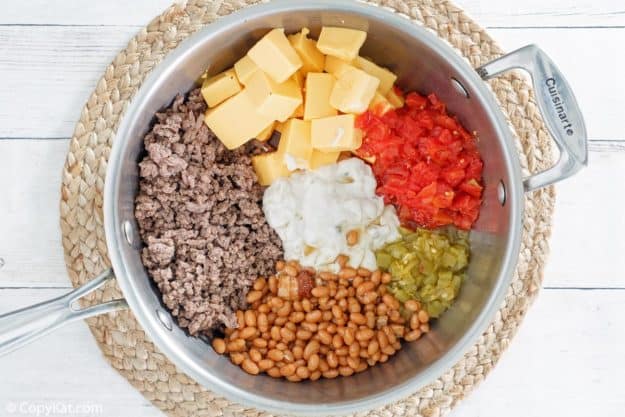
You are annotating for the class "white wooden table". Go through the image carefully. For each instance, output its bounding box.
[1,1,624,416]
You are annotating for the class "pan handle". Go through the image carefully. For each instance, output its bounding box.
[477,44,588,192]
[0,268,127,356]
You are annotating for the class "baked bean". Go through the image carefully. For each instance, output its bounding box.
[410,313,420,330]
[283,350,295,363]
[280,327,296,342]
[335,346,349,357]
[246,290,263,304]
[378,354,389,363]
[293,345,304,360]
[326,351,338,368]
[391,324,405,337]
[353,276,364,288]
[240,327,257,340]
[343,328,355,345]
[285,321,296,332]
[382,345,396,356]
[293,301,303,312]
[276,342,287,351]
[357,267,371,277]
[280,364,296,377]
[267,349,284,362]
[404,299,420,312]
[310,370,322,381]
[350,313,367,325]
[356,328,375,341]
[303,340,320,359]
[274,316,287,326]
[300,322,317,333]
[277,302,292,317]
[405,329,422,342]
[361,291,378,305]
[336,255,349,268]
[249,348,262,363]
[296,329,313,341]
[267,367,281,378]
[339,366,354,377]
[419,323,430,333]
[306,310,322,323]
[227,339,245,352]
[212,338,226,354]
[302,299,313,313]
[318,330,332,345]
[347,356,360,370]
[377,330,389,349]
[258,359,274,371]
[346,229,360,246]
[296,366,310,379]
[381,272,392,284]
[322,369,339,379]
[339,268,357,279]
[382,294,400,310]
[332,334,344,349]
[230,352,245,365]
[253,278,266,292]
[276,261,285,271]
[367,340,380,356]
[326,323,337,334]
[356,362,368,373]
[307,353,320,371]
[356,281,375,296]
[319,358,330,372]
[319,271,336,281]
[236,310,245,329]
[349,342,360,359]
[311,286,330,298]
[418,310,430,323]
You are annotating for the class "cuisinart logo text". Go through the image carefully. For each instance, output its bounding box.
[546,77,574,136]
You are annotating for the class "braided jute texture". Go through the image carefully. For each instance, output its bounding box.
[59,0,555,416]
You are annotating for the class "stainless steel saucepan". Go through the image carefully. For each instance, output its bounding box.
[0,1,587,415]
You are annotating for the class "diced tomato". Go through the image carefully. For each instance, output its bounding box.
[355,91,484,230]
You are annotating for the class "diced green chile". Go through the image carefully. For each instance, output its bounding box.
[376,227,470,318]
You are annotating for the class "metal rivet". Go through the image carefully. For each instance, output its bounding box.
[156,309,173,331]
[497,181,507,206]
[451,77,470,99]
[122,221,134,246]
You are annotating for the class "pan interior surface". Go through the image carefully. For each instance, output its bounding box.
[105,1,522,414]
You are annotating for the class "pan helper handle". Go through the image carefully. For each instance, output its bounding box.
[0,269,126,356]
[477,45,588,192]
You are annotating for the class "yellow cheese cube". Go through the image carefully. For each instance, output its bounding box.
[204,91,274,150]
[234,55,260,86]
[200,69,242,108]
[246,71,303,122]
[247,28,303,83]
[369,92,394,116]
[288,28,325,75]
[324,55,356,78]
[252,152,290,186]
[386,88,405,108]
[311,114,362,152]
[310,150,340,170]
[329,67,380,114]
[256,122,275,142]
[304,72,337,121]
[317,27,367,61]
[354,56,397,96]
[277,119,313,170]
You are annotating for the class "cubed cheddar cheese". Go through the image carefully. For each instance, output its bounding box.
[288,28,325,75]
[317,27,366,61]
[329,67,380,114]
[310,150,340,170]
[369,92,394,116]
[354,56,397,95]
[386,87,405,108]
[204,91,274,150]
[304,73,337,120]
[252,152,290,186]
[311,114,362,152]
[246,71,303,122]
[324,55,356,78]
[200,69,242,108]
[234,55,260,86]
[247,28,303,83]
[277,118,313,170]
[256,122,276,142]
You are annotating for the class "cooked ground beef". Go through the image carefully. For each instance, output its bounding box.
[135,88,283,336]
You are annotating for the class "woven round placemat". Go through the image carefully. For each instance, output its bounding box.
[59,0,555,416]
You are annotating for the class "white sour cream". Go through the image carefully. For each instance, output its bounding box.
[263,158,400,271]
